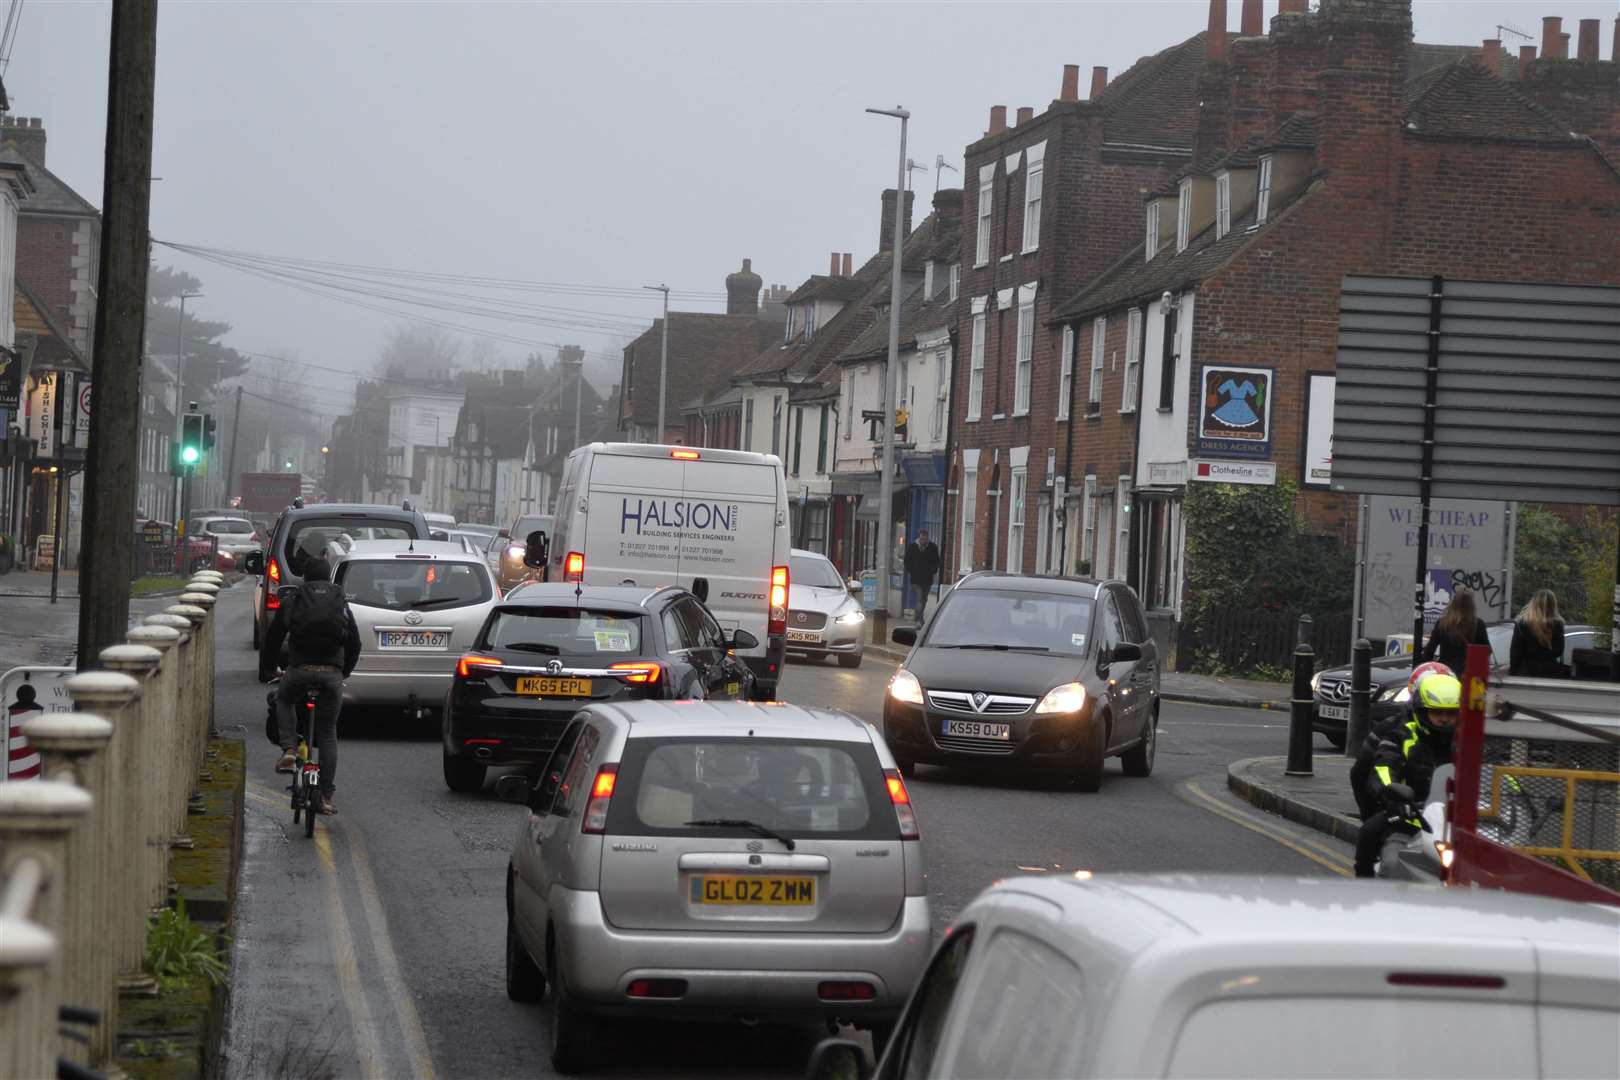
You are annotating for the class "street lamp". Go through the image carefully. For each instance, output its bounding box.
[643,284,670,443]
[866,104,909,644]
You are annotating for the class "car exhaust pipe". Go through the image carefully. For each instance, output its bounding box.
[473,746,494,760]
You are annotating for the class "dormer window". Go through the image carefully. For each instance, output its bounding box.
[1176,177,1192,253]
[924,260,936,301]
[949,262,960,302]
[1215,171,1231,240]
[805,302,817,342]
[1256,155,1273,225]
[1145,202,1160,260]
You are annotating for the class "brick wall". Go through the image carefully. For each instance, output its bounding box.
[16,217,73,327]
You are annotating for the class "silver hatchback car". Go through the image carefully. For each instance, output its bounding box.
[329,540,499,715]
[497,700,932,1074]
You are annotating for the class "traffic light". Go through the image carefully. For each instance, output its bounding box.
[203,414,217,450]
[180,412,204,467]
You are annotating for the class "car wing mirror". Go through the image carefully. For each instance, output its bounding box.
[892,626,917,647]
[522,530,549,569]
[804,1038,870,1080]
[729,628,759,652]
[1110,642,1143,663]
[691,577,709,604]
[430,529,449,542]
[243,551,264,575]
[494,774,531,806]
[498,528,510,538]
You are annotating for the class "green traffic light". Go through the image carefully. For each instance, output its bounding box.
[181,446,200,465]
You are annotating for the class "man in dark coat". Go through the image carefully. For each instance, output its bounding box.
[905,530,942,624]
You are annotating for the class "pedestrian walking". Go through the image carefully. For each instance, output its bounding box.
[1509,589,1567,677]
[1420,590,1489,673]
[905,530,941,624]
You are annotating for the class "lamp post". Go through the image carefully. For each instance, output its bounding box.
[866,105,909,644]
[643,284,670,443]
[173,291,201,524]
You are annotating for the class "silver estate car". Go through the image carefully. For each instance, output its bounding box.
[784,548,866,668]
[497,700,931,1074]
[329,540,499,715]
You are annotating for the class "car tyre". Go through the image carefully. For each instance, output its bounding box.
[1121,713,1157,777]
[505,913,545,1003]
[442,746,487,794]
[1074,716,1106,793]
[837,653,863,669]
[1325,730,1347,751]
[548,965,595,1074]
[252,616,260,650]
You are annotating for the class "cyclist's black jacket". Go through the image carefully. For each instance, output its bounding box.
[264,588,362,676]
[1366,715,1454,806]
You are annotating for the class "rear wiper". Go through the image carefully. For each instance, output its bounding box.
[684,818,796,851]
[412,597,469,610]
[505,642,561,655]
[937,643,1050,651]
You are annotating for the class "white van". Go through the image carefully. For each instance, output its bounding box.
[540,443,790,700]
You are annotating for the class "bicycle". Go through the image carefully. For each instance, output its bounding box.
[289,684,324,837]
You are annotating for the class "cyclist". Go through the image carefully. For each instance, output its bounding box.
[264,555,359,813]
[1354,670,1461,877]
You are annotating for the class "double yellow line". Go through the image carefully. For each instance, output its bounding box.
[1182,780,1353,877]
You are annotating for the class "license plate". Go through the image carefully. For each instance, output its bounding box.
[943,719,1011,740]
[377,630,449,648]
[786,630,821,643]
[514,676,592,697]
[691,875,815,906]
[1318,704,1350,721]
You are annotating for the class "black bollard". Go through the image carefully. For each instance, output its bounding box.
[1345,638,1373,760]
[1296,612,1314,647]
[1286,642,1315,776]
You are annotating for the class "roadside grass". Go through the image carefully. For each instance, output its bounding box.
[146,899,229,993]
[131,575,188,597]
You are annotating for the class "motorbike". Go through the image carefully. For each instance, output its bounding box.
[1376,763,1536,881]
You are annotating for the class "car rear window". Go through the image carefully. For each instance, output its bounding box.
[284,517,415,575]
[610,737,892,840]
[483,606,644,655]
[926,589,1094,655]
[206,519,254,535]
[337,559,491,611]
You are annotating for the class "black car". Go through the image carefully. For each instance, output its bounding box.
[1310,621,1599,749]
[881,572,1160,792]
[440,582,758,793]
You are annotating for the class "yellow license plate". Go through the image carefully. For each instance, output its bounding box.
[692,875,815,906]
[514,676,592,697]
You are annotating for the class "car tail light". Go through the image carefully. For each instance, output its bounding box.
[581,765,617,833]
[266,557,283,608]
[457,654,503,678]
[1387,972,1505,990]
[609,661,661,685]
[769,565,789,635]
[671,448,701,460]
[884,768,919,840]
[818,981,876,1001]
[565,551,585,582]
[627,978,687,998]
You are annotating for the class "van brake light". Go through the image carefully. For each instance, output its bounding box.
[769,565,789,635]
[582,765,618,833]
[671,448,701,460]
[565,551,585,582]
[884,768,920,840]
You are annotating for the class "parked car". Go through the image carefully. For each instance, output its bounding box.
[784,548,865,668]
[324,539,498,718]
[496,514,554,593]
[242,501,431,675]
[882,572,1159,791]
[441,582,758,792]
[497,699,931,1073]
[807,873,1620,1080]
[1311,621,1598,749]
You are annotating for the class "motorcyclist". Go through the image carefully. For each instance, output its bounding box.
[1348,661,1452,821]
[1353,671,1461,878]
[263,555,360,813]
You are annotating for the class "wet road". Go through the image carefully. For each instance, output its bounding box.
[214,582,1350,1079]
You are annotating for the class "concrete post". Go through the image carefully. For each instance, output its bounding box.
[0,917,56,1080]
[64,670,149,991]
[100,644,165,914]
[0,780,93,1080]
[182,586,218,739]
[19,713,114,1066]
[165,602,209,787]
[128,625,184,846]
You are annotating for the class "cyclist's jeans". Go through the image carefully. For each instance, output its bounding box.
[277,665,343,797]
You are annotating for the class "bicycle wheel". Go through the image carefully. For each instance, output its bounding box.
[305,781,320,838]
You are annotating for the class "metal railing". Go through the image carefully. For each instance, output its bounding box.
[0,570,221,1075]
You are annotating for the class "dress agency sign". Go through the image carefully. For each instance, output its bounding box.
[1197,365,1273,460]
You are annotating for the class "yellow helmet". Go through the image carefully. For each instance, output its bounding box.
[1413,672,1461,728]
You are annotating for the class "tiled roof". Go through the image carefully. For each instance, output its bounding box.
[1097,32,1208,149]
[1408,42,1520,83]
[0,145,97,218]
[1402,59,1572,143]
[839,283,957,362]
[786,275,869,304]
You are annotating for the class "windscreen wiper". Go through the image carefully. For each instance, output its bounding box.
[684,818,796,851]
[937,643,1050,651]
[505,642,561,655]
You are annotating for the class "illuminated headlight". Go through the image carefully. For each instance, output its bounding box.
[1035,682,1087,714]
[1310,671,1323,694]
[889,669,924,706]
[506,544,524,559]
[1379,684,1410,703]
[1438,842,1455,870]
[834,608,866,625]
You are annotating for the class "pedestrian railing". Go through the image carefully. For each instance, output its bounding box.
[0,569,222,1075]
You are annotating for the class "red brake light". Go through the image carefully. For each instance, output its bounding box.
[457,654,503,678]
[610,661,662,685]
[769,565,789,635]
[266,558,283,608]
[1387,973,1506,990]
[817,981,877,1001]
[884,768,919,840]
[582,764,618,833]
[565,551,585,582]
[671,448,701,460]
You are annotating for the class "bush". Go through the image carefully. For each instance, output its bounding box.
[1512,505,1616,639]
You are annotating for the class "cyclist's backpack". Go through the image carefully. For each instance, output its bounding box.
[287,581,347,655]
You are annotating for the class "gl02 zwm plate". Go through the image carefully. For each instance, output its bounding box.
[692,874,815,905]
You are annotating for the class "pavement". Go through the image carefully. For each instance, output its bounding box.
[1227,753,1362,845]
[0,572,184,672]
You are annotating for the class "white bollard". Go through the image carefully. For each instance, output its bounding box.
[127,626,184,848]
[164,604,209,782]
[0,916,56,1080]
[99,645,166,917]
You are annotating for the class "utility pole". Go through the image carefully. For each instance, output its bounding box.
[172,289,200,524]
[224,383,242,505]
[77,0,159,670]
[867,105,909,645]
[643,284,670,443]
[567,352,584,450]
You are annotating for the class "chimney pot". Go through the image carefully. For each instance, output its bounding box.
[1015,106,1034,126]
[1541,16,1562,58]
[1559,32,1571,58]
[1060,64,1080,102]
[842,253,853,277]
[1090,66,1109,99]
[989,105,1007,135]
[1481,39,1502,75]
[1240,0,1262,36]
[1520,43,1537,67]
[29,117,39,128]
[830,252,840,277]
[1278,0,1306,12]
[1207,0,1229,62]
[1576,18,1599,61]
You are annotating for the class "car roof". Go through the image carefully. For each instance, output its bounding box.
[500,582,678,610]
[790,548,835,560]
[585,699,874,743]
[337,540,483,560]
[580,441,783,468]
[280,504,424,521]
[956,571,1103,597]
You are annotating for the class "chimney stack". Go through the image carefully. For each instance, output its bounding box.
[1060,64,1080,102]
[933,188,964,231]
[879,189,914,254]
[1207,0,1228,63]
[1542,16,1562,58]
[1091,66,1109,99]
[1015,106,1034,126]
[829,252,840,277]
[1278,0,1306,12]
[0,116,47,166]
[1481,38,1502,75]
[1576,18,1599,61]
[725,258,762,315]
[1520,43,1537,67]
[842,253,853,277]
[1240,0,1262,37]
[988,105,1007,135]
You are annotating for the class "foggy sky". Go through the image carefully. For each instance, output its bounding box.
[11,0,1612,412]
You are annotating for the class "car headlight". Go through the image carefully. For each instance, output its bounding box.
[1310,671,1323,694]
[1034,682,1087,714]
[889,669,924,706]
[1378,684,1409,703]
[834,608,866,625]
